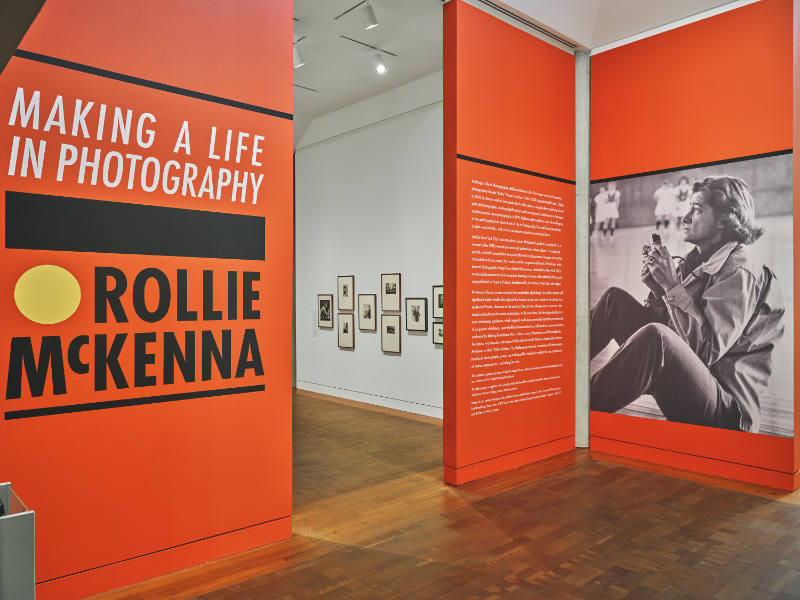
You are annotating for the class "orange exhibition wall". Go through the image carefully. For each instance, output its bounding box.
[590,0,798,490]
[0,1,293,598]
[443,1,576,485]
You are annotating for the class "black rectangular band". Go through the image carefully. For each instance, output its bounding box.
[456,154,576,185]
[4,384,266,420]
[14,49,293,121]
[5,191,265,260]
[590,149,793,184]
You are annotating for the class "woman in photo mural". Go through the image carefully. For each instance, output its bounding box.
[590,175,785,433]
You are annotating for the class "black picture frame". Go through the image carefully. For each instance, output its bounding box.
[337,275,355,311]
[432,321,443,345]
[358,293,377,331]
[432,285,443,319]
[317,294,334,328]
[381,273,401,312]
[338,312,355,348]
[405,297,428,332]
[381,313,401,353]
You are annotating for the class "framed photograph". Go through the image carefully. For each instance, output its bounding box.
[317,294,333,328]
[381,273,401,312]
[432,285,443,319]
[337,275,355,311]
[405,298,428,332]
[358,294,377,331]
[338,312,354,349]
[432,321,443,345]
[381,314,401,353]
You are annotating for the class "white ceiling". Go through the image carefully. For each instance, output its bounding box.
[501,0,745,48]
[292,0,749,126]
[293,0,443,121]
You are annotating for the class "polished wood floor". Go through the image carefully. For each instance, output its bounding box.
[95,390,800,599]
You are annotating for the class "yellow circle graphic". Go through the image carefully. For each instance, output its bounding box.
[14,265,81,325]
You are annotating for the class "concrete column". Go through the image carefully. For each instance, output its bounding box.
[575,50,590,447]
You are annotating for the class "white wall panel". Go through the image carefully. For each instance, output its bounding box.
[295,97,443,417]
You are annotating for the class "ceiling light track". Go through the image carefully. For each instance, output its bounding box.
[473,0,577,50]
[334,1,367,20]
[294,83,320,93]
[339,35,397,57]
[334,0,379,30]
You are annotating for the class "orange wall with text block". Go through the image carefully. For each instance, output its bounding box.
[590,0,797,489]
[0,1,293,598]
[444,0,575,485]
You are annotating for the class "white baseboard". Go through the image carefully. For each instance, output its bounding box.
[296,380,443,419]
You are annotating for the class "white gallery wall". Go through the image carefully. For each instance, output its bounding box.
[295,72,444,417]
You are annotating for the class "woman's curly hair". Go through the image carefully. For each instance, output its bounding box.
[692,176,764,245]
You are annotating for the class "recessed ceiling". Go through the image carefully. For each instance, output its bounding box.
[497,0,747,49]
[293,0,443,121]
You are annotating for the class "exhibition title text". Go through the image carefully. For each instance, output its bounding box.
[6,267,265,400]
[6,87,266,204]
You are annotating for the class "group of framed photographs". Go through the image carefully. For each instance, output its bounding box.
[431,284,443,345]
[317,274,443,351]
[334,275,356,349]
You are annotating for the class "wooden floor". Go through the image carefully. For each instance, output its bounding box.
[95,391,800,600]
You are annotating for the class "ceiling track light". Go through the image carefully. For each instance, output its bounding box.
[338,36,396,76]
[334,1,379,30]
[361,1,379,30]
[293,42,305,69]
[372,51,387,75]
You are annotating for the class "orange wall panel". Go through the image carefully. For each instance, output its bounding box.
[17,0,291,114]
[794,0,800,472]
[455,3,575,181]
[444,1,575,484]
[591,0,793,180]
[590,0,797,488]
[0,1,292,597]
